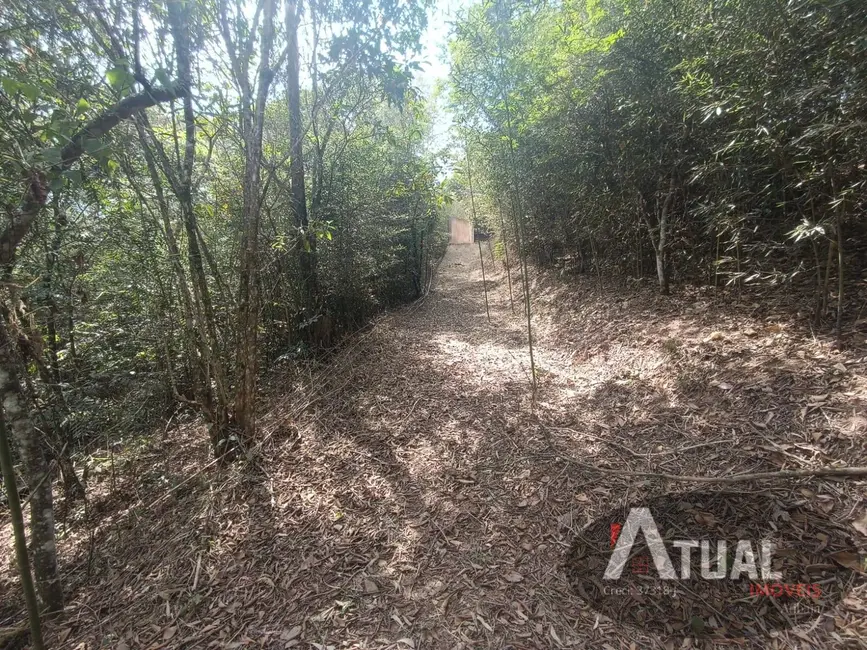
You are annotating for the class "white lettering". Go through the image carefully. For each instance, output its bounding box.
[604,508,677,580]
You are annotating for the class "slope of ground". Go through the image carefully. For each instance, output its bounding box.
[3,244,867,649]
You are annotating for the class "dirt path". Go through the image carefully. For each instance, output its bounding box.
[17,244,867,649]
[268,243,588,648]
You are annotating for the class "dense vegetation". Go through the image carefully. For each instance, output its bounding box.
[3,0,867,644]
[0,0,443,631]
[450,0,867,325]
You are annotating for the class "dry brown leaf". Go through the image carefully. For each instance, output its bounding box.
[830,551,866,574]
[694,512,717,527]
[282,626,301,641]
[550,625,563,645]
[363,578,380,594]
[852,512,867,537]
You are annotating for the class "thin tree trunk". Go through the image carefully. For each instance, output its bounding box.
[129,128,210,412]
[714,231,721,289]
[0,318,63,615]
[736,239,742,300]
[496,198,515,313]
[511,211,537,398]
[478,240,491,322]
[821,237,835,319]
[0,412,45,649]
[836,211,844,346]
[656,179,675,295]
[492,2,536,397]
[811,238,823,327]
[234,0,278,442]
[167,1,233,453]
[176,84,231,427]
[286,0,319,329]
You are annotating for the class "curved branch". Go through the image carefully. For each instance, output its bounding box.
[1,85,187,267]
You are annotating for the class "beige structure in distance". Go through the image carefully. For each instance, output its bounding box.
[449,217,474,244]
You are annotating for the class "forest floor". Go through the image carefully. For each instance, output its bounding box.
[4,244,867,649]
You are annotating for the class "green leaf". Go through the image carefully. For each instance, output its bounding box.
[63,169,83,187]
[106,66,133,91]
[19,82,41,101]
[154,68,172,88]
[84,138,103,154]
[75,97,91,114]
[49,176,64,192]
[1,77,20,95]
[42,147,62,164]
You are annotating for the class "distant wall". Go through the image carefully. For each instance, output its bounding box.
[449,217,474,244]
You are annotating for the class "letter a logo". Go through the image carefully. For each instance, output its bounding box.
[604,508,677,580]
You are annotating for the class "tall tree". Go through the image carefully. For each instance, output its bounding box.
[286,0,319,330]
[219,0,281,442]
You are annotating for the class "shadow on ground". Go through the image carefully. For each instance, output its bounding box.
[4,244,866,649]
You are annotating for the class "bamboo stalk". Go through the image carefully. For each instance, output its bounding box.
[465,146,490,322]
[478,240,491,322]
[496,197,516,313]
[836,211,844,346]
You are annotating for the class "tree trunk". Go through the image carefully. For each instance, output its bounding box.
[234,0,278,442]
[286,0,319,329]
[0,411,45,649]
[496,198,515,313]
[0,318,63,615]
[656,180,675,295]
[167,0,233,453]
[836,211,844,346]
[642,180,674,296]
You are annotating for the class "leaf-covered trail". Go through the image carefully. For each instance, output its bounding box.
[267,242,590,647]
[18,244,867,649]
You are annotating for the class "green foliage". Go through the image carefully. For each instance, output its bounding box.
[0,0,444,454]
[449,0,867,294]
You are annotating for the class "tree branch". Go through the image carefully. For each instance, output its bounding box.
[1,85,186,267]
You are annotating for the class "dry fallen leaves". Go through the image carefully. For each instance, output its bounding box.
[830,551,866,574]
[15,244,867,650]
